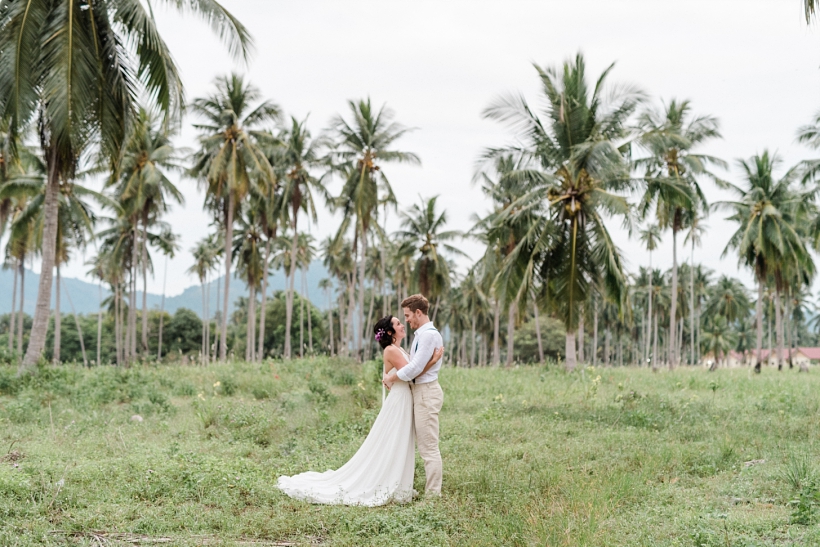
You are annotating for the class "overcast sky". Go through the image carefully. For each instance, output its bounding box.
[52,0,820,297]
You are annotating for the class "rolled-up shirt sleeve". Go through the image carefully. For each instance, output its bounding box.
[396,331,435,382]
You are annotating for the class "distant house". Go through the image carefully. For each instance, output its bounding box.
[746,348,820,368]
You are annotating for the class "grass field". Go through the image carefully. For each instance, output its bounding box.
[1,358,819,546]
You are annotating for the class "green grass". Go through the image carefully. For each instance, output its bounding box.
[1,359,820,546]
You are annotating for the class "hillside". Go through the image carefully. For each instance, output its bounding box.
[0,261,331,316]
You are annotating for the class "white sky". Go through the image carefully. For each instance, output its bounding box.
[54,0,820,296]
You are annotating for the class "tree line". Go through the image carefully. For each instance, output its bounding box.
[3,1,820,373]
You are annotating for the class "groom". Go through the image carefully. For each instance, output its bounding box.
[383,294,444,497]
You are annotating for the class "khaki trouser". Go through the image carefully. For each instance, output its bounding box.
[410,380,444,495]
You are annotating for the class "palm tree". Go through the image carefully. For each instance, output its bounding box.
[189,235,221,364]
[397,196,464,309]
[321,236,355,357]
[702,315,736,371]
[255,147,283,362]
[483,53,641,370]
[684,213,707,365]
[474,154,543,366]
[190,74,280,361]
[109,107,184,355]
[460,267,487,366]
[704,276,751,326]
[806,1,818,21]
[720,152,815,372]
[4,149,107,363]
[276,117,325,359]
[635,99,724,369]
[319,278,335,355]
[296,233,318,357]
[692,265,712,365]
[233,205,265,362]
[639,224,661,367]
[0,0,251,372]
[329,98,419,358]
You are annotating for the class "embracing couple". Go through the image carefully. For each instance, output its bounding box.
[276,294,445,506]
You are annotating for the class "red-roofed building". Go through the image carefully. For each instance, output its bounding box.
[748,348,820,369]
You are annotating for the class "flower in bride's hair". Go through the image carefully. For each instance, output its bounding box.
[374,328,386,341]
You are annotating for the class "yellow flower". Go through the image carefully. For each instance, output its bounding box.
[197,393,205,400]
[213,381,221,387]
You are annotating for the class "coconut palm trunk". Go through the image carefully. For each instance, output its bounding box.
[492,298,501,365]
[247,284,256,362]
[577,314,585,364]
[21,160,59,371]
[565,332,576,370]
[221,194,235,361]
[653,309,659,371]
[213,276,221,362]
[356,226,368,358]
[338,290,346,357]
[346,266,356,356]
[306,273,313,354]
[774,288,784,370]
[506,302,516,367]
[647,263,653,366]
[64,279,88,367]
[129,261,137,362]
[327,289,334,356]
[9,258,17,353]
[201,278,207,363]
[97,283,103,366]
[471,315,478,367]
[141,220,149,354]
[203,274,210,364]
[157,256,168,362]
[284,221,299,359]
[690,246,695,366]
[115,285,122,366]
[785,294,793,369]
[298,281,304,358]
[54,265,61,363]
[364,285,376,360]
[592,299,598,367]
[257,238,271,361]
[669,228,678,369]
[17,262,24,356]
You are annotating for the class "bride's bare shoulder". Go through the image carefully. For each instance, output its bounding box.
[383,345,400,358]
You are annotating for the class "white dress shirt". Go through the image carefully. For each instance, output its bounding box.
[396,321,443,384]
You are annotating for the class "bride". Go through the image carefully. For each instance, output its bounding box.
[276,315,443,506]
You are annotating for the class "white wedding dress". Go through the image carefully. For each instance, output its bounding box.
[276,350,415,506]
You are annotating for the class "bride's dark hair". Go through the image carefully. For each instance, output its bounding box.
[373,316,396,350]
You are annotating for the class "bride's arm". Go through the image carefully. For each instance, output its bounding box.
[421,347,444,374]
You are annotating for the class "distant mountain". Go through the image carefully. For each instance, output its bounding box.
[0,261,332,316]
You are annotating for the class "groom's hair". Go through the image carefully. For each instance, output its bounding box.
[401,294,429,315]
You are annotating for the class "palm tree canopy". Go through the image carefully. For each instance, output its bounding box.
[483,53,641,331]
[396,195,465,299]
[0,0,252,169]
[330,98,419,240]
[190,73,281,210]
[635,99,724,232]
[639,224,662,252]
[704,275,751,325]
[719,151,816,289]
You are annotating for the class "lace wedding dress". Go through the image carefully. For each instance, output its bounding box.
[276,352,415,506]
